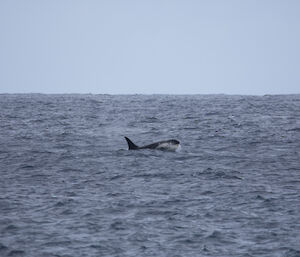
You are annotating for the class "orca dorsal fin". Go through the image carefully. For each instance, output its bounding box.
[124,137,139,150]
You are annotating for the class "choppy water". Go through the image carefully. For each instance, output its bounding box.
[0,94,300,257]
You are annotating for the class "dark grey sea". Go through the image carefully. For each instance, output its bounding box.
[0,94,300,257]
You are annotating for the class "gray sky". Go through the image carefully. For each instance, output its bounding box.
[0,0,299,94]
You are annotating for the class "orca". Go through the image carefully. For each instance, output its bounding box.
[124,137,180,151]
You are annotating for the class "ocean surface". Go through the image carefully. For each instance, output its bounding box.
[0,94,300,257]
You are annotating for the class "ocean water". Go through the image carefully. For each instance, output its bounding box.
[0,94,300,257]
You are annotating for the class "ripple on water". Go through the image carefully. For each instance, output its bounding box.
[1,94,300,257]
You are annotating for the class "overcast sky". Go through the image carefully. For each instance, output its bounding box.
[0,0,299,94]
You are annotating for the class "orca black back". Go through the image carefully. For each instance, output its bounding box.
[124,137,180,151]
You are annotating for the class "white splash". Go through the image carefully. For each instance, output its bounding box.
[176,144,182,152]
[157,142,181,152]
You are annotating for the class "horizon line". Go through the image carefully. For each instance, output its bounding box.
[1,92,300,96]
